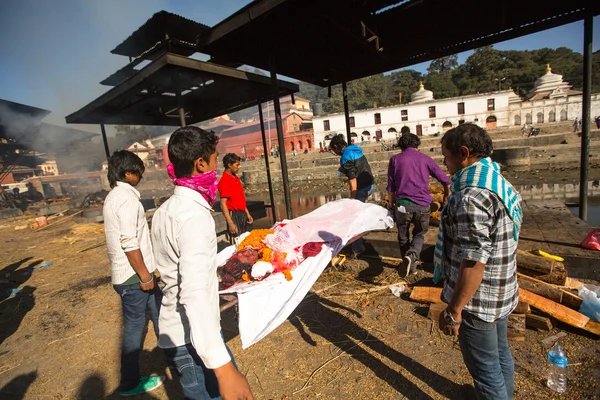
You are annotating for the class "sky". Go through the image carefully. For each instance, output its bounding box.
[0,0,599,135]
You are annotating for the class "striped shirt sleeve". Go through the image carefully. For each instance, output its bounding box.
[455,194,493,264]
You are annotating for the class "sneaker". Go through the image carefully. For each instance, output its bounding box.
[398,256,412,277]
[120,376,165,397]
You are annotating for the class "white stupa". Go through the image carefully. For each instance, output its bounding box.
[410,81,434,103]
[508,89,522,104]
[526,64,580,100]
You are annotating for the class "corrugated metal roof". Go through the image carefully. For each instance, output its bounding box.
[111,11,210,58]
[198,0,600,86]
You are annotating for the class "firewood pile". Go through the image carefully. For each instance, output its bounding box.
[409,250,600,339]
[79,190,109,209]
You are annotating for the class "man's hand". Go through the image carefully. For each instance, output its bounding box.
[228,221,239,236]
[438,309,461,337]
[139,275,155,292]
[215,362,254,400]
[247,214,254,224]
[442,185,450,204]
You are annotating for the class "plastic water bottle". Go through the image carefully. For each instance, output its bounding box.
[547,343,567,393]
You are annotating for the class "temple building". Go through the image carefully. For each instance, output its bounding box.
[313,65,600,147]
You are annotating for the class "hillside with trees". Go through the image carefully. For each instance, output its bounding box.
[299,46,600,114]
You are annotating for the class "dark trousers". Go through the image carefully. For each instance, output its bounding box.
[394,203,430,265]
[113,283,162,391]
[164,342,237,400]
[227,210,252,244]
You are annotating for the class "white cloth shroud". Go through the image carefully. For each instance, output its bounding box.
[218,199,394,349]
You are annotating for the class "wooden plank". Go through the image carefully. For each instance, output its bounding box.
[409,287,443,304]
[564,277,584,290]
[526,314,553,331]
[518,272,583,310]
[519,288,590,329]
[541,331,568,346]
[518,277,563,303]
[514,301,531,314]
[507,329,526,341]
[517,249,558,274]
[582,320,600,336]
[508,313,526,332]
[427,303,447,321]
[518,266,568,286]
[560,289,584,310]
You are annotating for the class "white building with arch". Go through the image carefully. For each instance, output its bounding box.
[313,67,600,147]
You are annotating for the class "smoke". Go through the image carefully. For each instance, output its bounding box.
[0,0,170,130]
[0,103,46,144]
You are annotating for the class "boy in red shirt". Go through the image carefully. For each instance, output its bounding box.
[218,153,253,242]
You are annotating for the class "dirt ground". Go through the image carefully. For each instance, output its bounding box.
[0,213,599,400]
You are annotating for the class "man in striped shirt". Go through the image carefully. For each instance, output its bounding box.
[437,124,520,400]
[103,150,164,396]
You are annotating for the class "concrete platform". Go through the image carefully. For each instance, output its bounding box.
[358,200,600,282]
[518,200,600,281]
[0,208,24,219]
[28,201,76,216]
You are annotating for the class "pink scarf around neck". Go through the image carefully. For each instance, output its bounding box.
[167,163,218,206]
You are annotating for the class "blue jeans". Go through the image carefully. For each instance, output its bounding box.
[164,342,237,400]
[113,283,162,392]
[352,184,376,253]
[458,312,514,400]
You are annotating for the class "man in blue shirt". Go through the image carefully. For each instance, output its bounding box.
[330,134,375,256]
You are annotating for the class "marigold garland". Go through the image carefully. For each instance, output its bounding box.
[237,229,274,252]
[236,229,293,282]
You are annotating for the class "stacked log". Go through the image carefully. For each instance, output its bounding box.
[408,249,596,338]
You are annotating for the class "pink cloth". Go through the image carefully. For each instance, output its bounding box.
[167,163,218,206]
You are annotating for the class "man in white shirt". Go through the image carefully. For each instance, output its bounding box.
[152,126,254,400]
[103,150,164,397]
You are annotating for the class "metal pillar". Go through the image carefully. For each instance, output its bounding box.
[579,12,593,221]
[176,91,186,127]
[178,108,186,127]
[269,60,293,219]
[342,81,352,144]
[100,124,110,160]
[258,102,277,223]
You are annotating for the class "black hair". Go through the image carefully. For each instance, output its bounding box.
[168,126,219,178]
[223,153,241,169]
[400,126,411,134]
[107,150,145,188]
[398,133,421,150]
[441,123,493,158]
[328,134,347,150]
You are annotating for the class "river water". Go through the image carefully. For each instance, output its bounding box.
[567,197,600,227]
[248,186,600,228]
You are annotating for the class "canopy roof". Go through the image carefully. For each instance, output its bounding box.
[198,0,599,86]
[111,11,210,58]
[66,53,299,126]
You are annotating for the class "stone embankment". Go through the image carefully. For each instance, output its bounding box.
[241,123,600,185]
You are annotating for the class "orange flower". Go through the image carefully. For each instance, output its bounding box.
[242,272,251,282]
[282,269,293,281]
[237,229,275,251]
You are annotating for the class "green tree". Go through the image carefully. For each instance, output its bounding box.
[390,69,422,103]
[427,55,458,74]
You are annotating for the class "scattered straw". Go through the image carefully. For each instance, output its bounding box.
[293,342,361,394]
[71,223,104,236]
[47,330,90,345]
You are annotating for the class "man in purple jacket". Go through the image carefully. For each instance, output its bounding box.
[387,133,450,276]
